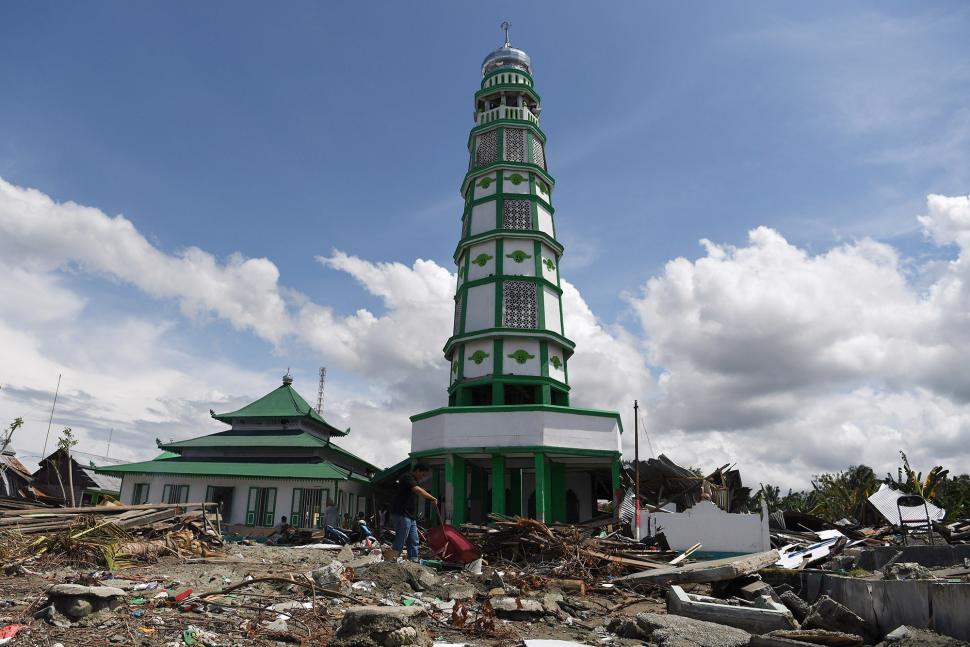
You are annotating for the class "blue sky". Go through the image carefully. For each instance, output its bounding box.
[2,2,970,486]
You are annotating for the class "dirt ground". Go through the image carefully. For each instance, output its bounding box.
[0,543,667,646]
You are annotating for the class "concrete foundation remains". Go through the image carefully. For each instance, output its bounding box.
[666,585,797,634]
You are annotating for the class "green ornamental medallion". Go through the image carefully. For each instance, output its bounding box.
[468,350,490,364]
[471,253,493,267]
[506,250,532,263]
[508,173,525,186]
[451,359,459,374]
[507,349,535,364]
[476,176,493,189]
[543,258,556,272]
[549,356,563,369]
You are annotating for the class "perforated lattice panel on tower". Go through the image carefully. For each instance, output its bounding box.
[503,200,532,230]
[503,281,538,329]
[531,137,546,170]
[505,128,526,163]
[475,130,497,168]
[453,296,463,334]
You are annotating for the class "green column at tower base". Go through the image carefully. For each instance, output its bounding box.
[509,468,522,516]
[446,454,467,526]
[550,461,566,523]
[491,454,506,516]
[533,453,552,523]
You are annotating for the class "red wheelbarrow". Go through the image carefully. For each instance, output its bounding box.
[423,504,480,565]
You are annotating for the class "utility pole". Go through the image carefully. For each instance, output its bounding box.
[634,399,641,540]
[41,374,62,459]
[105,428,114,457]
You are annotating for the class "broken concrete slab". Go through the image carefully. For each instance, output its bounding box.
[766,629,864,646]
[749,636,832,647]
[346,552,383,570]
[779,590,810,623]
[490,596,546,618]
[878,625,970,646]
[46,584,126,620]
[666,585,797,634]
[615,549,780,588]
[331,605,429,647]
[882,562,934,581]
[802,596,876,643]
[608,612,750,647]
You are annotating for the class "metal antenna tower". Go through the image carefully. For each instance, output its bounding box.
[316,367,327,415]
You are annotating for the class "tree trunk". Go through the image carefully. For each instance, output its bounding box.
[67,450,75,507]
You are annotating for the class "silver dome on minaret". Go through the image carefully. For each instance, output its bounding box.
[481,21,531,76]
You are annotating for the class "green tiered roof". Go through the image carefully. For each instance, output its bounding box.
[211,380,347,436]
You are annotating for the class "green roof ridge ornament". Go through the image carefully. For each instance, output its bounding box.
[468,350,490,364]
[506,250,532,263]
[507,349,535,364]
[472,253,493,267]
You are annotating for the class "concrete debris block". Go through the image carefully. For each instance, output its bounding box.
[749,636,827,647]
[615,550,780,588]
[440,582,476,601]
[541,591,564,615]
[666,585,797,634]
[46,584,126,620]
[337,544,355,562]
[882,562,934,581]
[740,579,781,603]
[399,561,440,592]
[331,605,430,647]
[879,625,969,646]
[766,629,864,646]
[607,612,750,647]
[802,596,875,642]
[490,596,546,618]
[346,552,383,570]
[311,560,346,587]
[263,617,288,634]
[779,590,810,623]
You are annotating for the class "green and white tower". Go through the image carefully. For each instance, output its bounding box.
[410,24,622,525]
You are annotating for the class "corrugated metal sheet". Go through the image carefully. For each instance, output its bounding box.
[80,467,121,493]
[867,483,945,526]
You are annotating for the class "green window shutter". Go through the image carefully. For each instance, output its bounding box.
[245,487,257,527]
[162,484,172,504]
[263,488,277,527]
[291,489,302,528]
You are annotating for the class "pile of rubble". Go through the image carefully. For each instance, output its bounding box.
[0,502,224,574]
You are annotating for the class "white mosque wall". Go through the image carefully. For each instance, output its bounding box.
[411,408,622,453]
[503,239,535,276]
[540,244,558,283]
[502,338,541,376]
[537,204,554,237]
[117,474,370,527]
[543,289,562,335]
[503,170,530,194]
[473,173,497,200]
[470,202,495,236]
[547,344,567,383]
[467,241,497,281]
[464,284,495,331]
[463,339,494,378]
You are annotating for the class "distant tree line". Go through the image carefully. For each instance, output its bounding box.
[748,452,970,523]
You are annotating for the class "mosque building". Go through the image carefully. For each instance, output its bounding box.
[407,25,623,525]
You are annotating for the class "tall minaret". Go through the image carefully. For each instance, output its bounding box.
[446,23,570,408]
[410,24,622,526]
